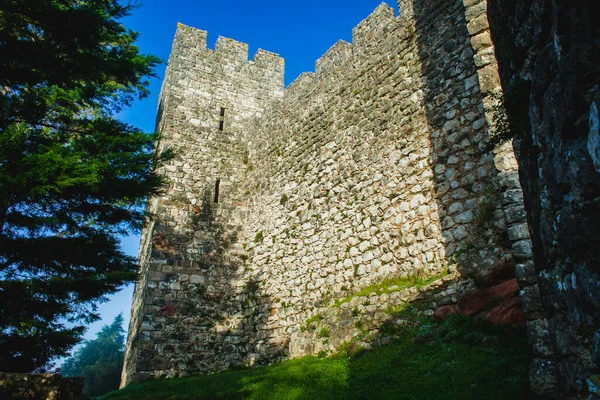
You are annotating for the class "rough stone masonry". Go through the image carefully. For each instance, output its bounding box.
[487,0,600,397]
[121,0,599,397]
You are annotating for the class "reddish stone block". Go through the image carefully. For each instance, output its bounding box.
[434,304,458,321]
[486,260,516,285]
[160,305,176,316]
[486,297,525,326]
[458,279,520,317]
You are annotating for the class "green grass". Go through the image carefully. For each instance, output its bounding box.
[103,311,530,400]
[334,272,446,307]
[301,313,324,332]
[317,327,330,338]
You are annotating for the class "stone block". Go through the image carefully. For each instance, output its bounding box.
[520,284,545,320]
[471,31,493,52]
[511,239,533,260]
[516,261,538,286]
[508,223,531,241]
[529,359,557,397]
[466,14,489,36]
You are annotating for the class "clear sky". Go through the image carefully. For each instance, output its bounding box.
[86,0,399,345]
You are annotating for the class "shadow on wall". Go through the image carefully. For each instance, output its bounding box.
[111,280,532,400]
[409,0,523,286]
[131,0,534,383]
[260,0,528,364]
[486,0,600,396]
[134,188,282,378]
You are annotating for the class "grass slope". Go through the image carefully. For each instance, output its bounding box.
[103,312,531,400]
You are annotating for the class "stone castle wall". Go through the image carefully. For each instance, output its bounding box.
[241,0,530,358]
[122,0,532,387]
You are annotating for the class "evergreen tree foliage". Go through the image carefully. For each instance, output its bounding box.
[61,314,126,398]
[0,0,168,371]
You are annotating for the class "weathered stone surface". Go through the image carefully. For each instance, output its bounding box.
[486,260,516,285]
[488,0,600,395]
[515,260,537,286]
[519,284,544,320]
[527,318,553,358]
[122,0,535,390]
[457,279,520,317]
[0,373,84,400]
[486,297,525,326]
[529,359,558,398]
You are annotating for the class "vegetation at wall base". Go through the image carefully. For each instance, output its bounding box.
[333,271,446,308]
[0,0,167,371]
[102,311,531,400]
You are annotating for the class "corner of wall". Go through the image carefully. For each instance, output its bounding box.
[396,0,415,22]
[458,1,539,377]
[173,23,208,51]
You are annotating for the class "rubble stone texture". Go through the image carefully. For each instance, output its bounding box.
[122,0,539,392]
[487,0,600,398]
[0,373,84,400]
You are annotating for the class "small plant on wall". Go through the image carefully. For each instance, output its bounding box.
[317,327,330,339]
[473,186,501,228]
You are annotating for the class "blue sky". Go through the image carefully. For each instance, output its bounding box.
[87,0,399,344]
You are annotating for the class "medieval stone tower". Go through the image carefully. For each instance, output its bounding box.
[122,0,539,390]
[121,23,284,382]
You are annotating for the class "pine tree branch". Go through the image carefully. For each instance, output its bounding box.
[13,119,90,135]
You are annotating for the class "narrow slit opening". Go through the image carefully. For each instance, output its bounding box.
[218,120,224,131]
[220,107,226,117]
[214,179,220,203]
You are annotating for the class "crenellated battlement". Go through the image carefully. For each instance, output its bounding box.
[254,49,284,69]
[215,36,249,61]
[283,3,400,100]
[168,4,403,105]
[352,3,397,58]
[173,2,398,83]
[352,2,396,36]
[315,40,352,78]
[215,36,248,61]
[173,22,208,50]
[171,23,284,83]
